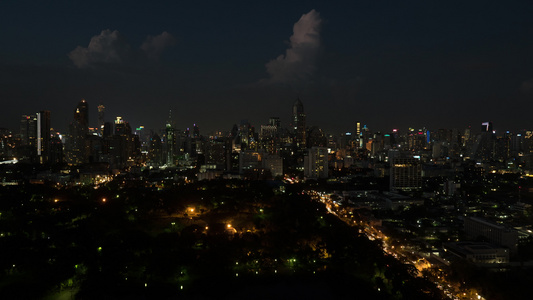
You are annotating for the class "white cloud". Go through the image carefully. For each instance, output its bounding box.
[141,31,176,61]
[68,29,132,68]
[69,30,175,68]
[264,9,322,84]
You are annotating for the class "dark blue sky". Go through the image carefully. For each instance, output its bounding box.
[2,0,533,134]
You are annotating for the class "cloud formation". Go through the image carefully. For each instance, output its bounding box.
[141,31,176,61]
[264,9,322,84]
[69,30,175,68]
[69,30,132,68]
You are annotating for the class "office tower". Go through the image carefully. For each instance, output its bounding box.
[0,128,15,159]
[307,126,327,148]
[98,103,105,136]
[464,217,519,252]
[19,111,51,163]
[103,122,113,138]
[238,120,255,151]
[20,114,37,146]
[75,99,89,134]
[66,100,90,165]
[193,124,200,138]
[304,146,328,179]
[292,97,306,150]
[49,134,63,164]
[105,116,137,169]
[473,121,496,161]
[114,117,129,135]
[390,156,422,192]
[36,110,51,163]
[165,112,175,166]
[262,154,283,177]
[260,124,277,140]
[149,133,163,166]
[238,149,262,175]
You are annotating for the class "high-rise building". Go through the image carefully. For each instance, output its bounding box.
[0,128,15,159]
[20,114,37,146]
[292,97,306,150]
[148,133,163,166]
[19,111,51,163]
[473,121,496,161]
[165,111,175,166]
[262,154,283,177]
[49,134,63,164]
[97,103,105,136]
[114,117,128,135]
[193,124,200,138]
[75,99,89,133]
[66,100,90,165]
[390,156,422,192]
[36,110,51,163]
[304,146,328,179]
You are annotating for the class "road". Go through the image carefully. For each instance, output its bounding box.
[306,189,485,300]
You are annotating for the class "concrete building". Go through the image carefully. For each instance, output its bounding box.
[262,154,283,177]
[390,156,422,192]
[304,147,328,179]
[444,241,509,265]
[464,216,519,252]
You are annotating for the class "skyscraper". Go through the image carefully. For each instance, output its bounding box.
[390,156,422,192]
[36,110,51,163]
[66,100,89,165]
[292,97,306,150]
[98,103,105,136]
[19,111,50,163]
[75,99,89,134]
[20,114,37,146]
[473,121,496,161]
[165,111,175,166]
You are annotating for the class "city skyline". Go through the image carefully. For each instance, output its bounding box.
[2,1,533,133]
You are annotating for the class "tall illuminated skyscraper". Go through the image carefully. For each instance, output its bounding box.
[19,111,50,163]
[20,114,37,146]
[67,99,89,165]
[165,110,175,166]
[292,97,306,150]
[75,99,89,134]
[97,103,105,136]
[36,110,50,163]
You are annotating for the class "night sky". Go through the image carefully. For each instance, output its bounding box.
[2,0,533,134]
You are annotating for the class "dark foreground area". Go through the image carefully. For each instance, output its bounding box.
[2,180,443,299]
